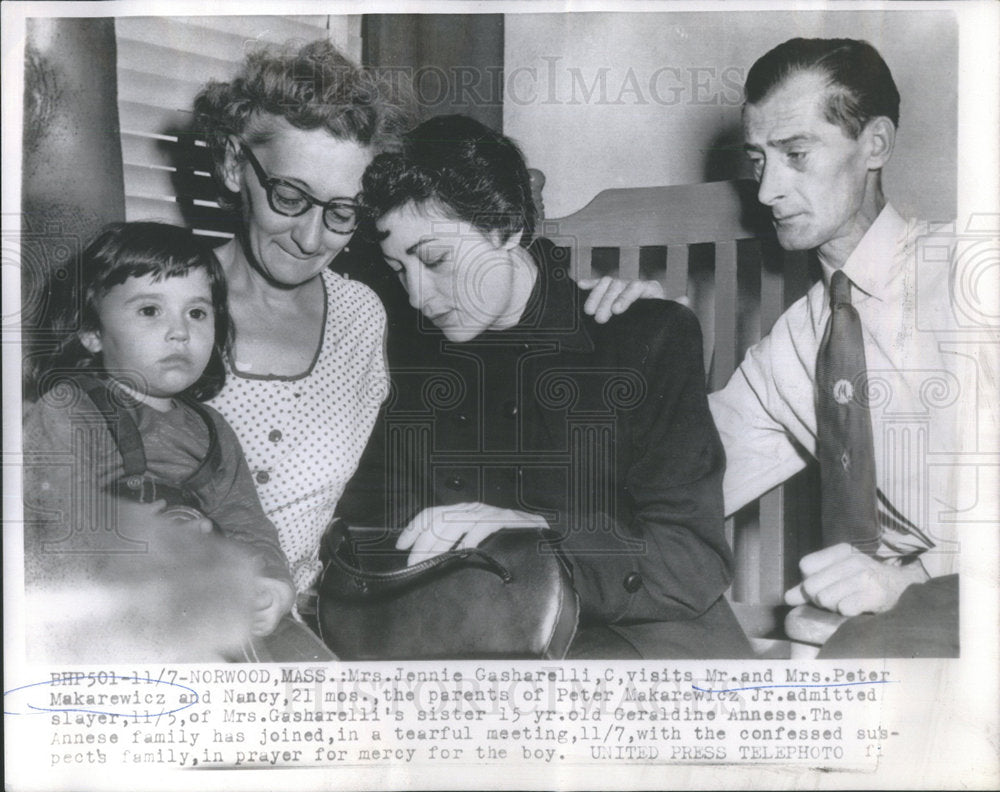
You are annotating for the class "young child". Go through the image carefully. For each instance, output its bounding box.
[23,222,295,659]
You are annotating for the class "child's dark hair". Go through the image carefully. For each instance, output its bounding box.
[37,222,233,401]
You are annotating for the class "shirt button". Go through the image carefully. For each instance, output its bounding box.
[446,476,465,491]
[256,471,270,484]
[268,429,282,443]
[502,400,518,418]
[623,572,642,593]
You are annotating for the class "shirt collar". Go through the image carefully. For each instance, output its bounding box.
[519,240,594,353]
[821,203,907,301]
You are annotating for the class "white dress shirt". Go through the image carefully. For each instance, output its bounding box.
[709,204,997,578]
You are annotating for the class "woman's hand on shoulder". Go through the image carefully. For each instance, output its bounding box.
[397,503,549,567]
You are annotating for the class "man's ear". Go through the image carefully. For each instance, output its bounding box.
[493,229,524,251]
[78,329,103,355]
[221,135,243,194]
[865,116,896,170]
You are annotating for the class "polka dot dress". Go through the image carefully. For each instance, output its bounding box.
[208,270,389,593]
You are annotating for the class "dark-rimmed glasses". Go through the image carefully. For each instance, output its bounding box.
[240,143,361,235]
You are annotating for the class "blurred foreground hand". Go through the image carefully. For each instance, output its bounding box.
[25,502,262,663]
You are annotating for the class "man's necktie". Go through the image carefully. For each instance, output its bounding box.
[816,270,881,553]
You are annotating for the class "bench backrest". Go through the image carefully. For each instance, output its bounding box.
[546,179,822,611]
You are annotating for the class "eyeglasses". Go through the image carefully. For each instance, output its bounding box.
[239,143,361,235]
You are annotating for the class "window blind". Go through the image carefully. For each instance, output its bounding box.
[115,15,360,239]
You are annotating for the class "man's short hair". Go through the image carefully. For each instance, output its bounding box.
[744,38,900,138]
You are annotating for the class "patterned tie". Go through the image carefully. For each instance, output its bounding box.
[815,270,880,553]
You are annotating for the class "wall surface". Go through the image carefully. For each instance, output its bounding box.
[504,10,957,221]
[363,14,504,132]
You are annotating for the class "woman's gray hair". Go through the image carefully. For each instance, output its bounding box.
[194,39,412,208]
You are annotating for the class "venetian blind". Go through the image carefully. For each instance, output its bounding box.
[115,15,361,239]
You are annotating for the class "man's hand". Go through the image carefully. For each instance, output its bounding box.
[579,276,667,324]
[249,577,295,637]
[397,502,548,566]
[784,543,929,617]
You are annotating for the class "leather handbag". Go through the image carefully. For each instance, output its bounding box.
[317,519,579,660]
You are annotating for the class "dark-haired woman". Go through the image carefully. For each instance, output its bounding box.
[337,116,753,659]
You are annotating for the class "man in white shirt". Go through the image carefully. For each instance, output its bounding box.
[708,38,973,656]
[588,37,995,655]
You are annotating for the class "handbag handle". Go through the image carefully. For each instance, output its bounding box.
[325,519,513,596]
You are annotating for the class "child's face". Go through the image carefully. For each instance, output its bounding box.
[80,270,215,400]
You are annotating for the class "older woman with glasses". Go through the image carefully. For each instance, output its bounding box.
[193,41,408,657]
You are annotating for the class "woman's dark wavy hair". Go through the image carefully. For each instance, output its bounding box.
[33,222,233,402]
[744,38,900,138]
[194,39,412,210]
[362,114,537,246]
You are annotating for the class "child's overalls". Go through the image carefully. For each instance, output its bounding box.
[76,373,222,529]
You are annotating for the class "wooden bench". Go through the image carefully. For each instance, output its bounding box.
[541,177,825,654]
